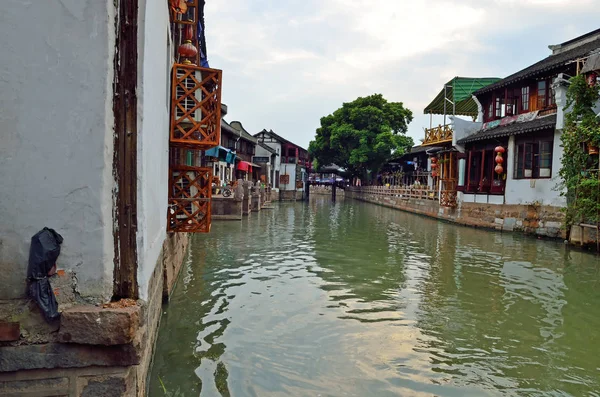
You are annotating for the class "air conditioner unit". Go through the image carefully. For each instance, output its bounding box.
[175,68,204,125]
[171,169,202,220]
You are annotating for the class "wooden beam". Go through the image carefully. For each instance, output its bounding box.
[112,0,139,300]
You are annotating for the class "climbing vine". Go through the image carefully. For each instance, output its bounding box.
[559,74,600,227]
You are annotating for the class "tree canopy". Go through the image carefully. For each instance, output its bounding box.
[308,94,413,178]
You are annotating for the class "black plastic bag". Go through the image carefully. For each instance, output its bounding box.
[27,228,63,321]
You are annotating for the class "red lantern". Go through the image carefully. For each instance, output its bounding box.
[495,164,504,174]
[178,24,198,63]
[495,154,504,164]
[431,163,438,169]
[170,0,188,13]
[430,157,437,164]
[495,146,505,154]
[432,171,438,177]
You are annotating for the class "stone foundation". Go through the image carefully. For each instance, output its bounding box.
[251,194,261,211]
[270,189,279,202]
[211,197,243,220]
[279,190,298,201]
[0,233,189,396]
[162,233,189,299]
[569,224,599,248]
[346,189,566,239]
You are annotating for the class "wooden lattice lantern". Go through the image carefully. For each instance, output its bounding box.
[168,166,212,233]
[170,63,222,149]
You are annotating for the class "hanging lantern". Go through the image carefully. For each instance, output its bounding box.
[494,146,505,174]
[431,157,438,164]
[170,0,188,14]
[431,163,438,170]
[432,170,438,177]
[178,24,198,64]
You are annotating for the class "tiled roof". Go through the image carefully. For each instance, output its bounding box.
[457,114,556,144]
[474,38,600,95]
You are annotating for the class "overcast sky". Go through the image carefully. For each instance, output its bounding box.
[205,0,598,149]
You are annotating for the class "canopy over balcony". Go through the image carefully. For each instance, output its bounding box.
[424,77,500,117]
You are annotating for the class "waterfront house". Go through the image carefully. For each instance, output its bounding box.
[204,107,237,186]
[456,29,600,214]
[253,141,279,186]
[230,121,260,181]
[352,29,600,240]
[255,129,310,200]
[0,0,221,393]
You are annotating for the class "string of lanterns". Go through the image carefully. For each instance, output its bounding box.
[495,146,505,174]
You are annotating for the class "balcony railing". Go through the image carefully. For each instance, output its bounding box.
[423,124,453,146]
[354,186,438,201]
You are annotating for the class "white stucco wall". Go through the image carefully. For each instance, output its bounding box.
[451,116,482,149]
[504,132,565,207]
[261,141,282,187]
[280,163,297,191]
[136,0,172,300]
[0,0,116,300]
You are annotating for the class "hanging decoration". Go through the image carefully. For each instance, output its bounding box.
[494,146,505,174]
[430,156,438,177]
[178,24,198,64]
[170,0,188,14]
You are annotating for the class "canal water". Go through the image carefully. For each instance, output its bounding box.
[149,197,600,397]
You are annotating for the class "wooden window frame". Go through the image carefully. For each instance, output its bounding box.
[465,145,507,195]
[513,134,554,180]
[521,86,530,112]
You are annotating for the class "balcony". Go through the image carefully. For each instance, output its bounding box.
[422,124,453,146]
[170,63,222,149]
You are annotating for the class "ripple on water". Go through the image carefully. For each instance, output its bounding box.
[149,198,600,397]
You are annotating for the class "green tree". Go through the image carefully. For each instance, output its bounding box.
[559,74,600,228]
[308,94,413,179]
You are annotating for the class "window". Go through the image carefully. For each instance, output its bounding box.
[506,89,518,116]
[495,97,502,118]
[488,102,494,120]
[514,136,553,179]
[521,86,530,111]
[537,81,547,109]
[466,144,507,194]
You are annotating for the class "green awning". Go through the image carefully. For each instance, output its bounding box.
[424,77,500,117]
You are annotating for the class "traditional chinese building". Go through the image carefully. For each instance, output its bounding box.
[254,129,310,200]
[0,0,222,394]
[456,29,600,211]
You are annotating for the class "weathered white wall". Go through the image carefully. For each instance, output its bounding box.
[280,163,296,191]
[136,0,172,300]
[451,116,482,149]
[261,141,282,188]
[504,132,565,206]
[0,0,116,300]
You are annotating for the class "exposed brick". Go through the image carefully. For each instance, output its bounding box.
[0,342,142,372]
[59,305,140,345]
[0,322,20,342]
[79,369,135,397]
[0,377,69,395]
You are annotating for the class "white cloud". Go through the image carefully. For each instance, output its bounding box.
[204,0,598,147]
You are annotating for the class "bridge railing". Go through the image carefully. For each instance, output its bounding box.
[350,186,438,201]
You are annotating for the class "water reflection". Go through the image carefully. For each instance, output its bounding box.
[150,196,600,396]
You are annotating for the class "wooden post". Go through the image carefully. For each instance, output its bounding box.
[112,0,139,299]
